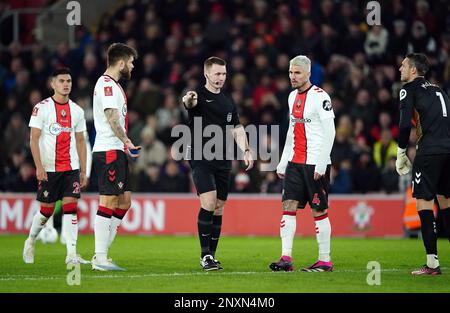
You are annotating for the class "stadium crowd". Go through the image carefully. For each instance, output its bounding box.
[1,0,450,194]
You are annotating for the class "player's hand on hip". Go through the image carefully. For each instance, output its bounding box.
[314,163,326,180]
[36,166,47,181]
[396,148,412,175]
[80,172,88,189]
[277,172,285,179]
[244,149,254,171]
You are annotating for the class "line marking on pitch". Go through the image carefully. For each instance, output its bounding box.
[2,267,444,281]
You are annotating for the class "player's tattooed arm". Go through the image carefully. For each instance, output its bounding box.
[104,108,129,143]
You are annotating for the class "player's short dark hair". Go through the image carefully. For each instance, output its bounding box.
[107,43,138,67]
[52,68,71,77]
[204,56,226,69]
[406,53,429,76]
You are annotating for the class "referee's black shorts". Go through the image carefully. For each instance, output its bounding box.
[93,150,130,195]
[189,160,231,201]
[282,162,331,210]
[412,153,450,200]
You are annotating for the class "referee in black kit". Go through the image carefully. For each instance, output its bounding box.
[182,56,254,271]
[396,53,450,275]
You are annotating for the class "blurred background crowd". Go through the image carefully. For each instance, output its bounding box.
[1,0,450,194]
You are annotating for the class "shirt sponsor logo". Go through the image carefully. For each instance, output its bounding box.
[290,116,311,124]
[49,123,73,135]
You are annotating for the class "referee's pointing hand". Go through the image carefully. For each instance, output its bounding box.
[183,91,198,107]
[188,91,197,100]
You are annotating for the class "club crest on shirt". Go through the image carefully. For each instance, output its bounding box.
[122,104,127,116]
[61,109,66,117]
[296,99,302,108]
[227,112,232,122]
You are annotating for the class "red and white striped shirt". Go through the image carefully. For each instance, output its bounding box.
[29,97,86,172]
[92,75,128,152]
[277,85,335,174]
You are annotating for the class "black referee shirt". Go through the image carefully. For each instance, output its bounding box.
[185,86,240,162]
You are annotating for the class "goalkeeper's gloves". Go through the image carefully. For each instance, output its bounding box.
[395,148,412,175]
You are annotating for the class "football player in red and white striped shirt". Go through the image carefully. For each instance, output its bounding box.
[270,56,336,273]
[91,43,140,271]
[23,68,88,265]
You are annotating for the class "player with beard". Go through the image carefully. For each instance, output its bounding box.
[270,55,336,272]
[91,43,141,271]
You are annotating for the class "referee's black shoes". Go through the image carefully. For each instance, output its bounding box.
[200,255,220,271]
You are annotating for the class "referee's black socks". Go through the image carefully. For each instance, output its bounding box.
[198,208,214,258]
[418,210,437,255]
[441,208,450,241]
[210,215,223,258]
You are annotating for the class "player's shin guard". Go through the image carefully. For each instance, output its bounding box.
[198,208,214,258]
[108,208,127,248]
[418,210,439,268]
[29,205,54,239]
[62,203,78,256]
[209,215,222,258]
[94,206,113,262]
[314,213,331,262]
[280,211,296,257]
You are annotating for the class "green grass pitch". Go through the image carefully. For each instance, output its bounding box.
[0,235,449,293]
